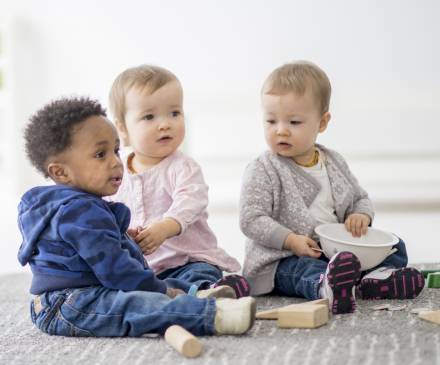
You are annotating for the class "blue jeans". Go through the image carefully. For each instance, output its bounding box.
[31,286,216,337]
[157,261,223,293]
[274,237,408,301]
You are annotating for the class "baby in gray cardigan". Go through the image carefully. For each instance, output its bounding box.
[239,61,423,314]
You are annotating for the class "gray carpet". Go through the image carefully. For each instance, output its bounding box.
[2,265,440,365]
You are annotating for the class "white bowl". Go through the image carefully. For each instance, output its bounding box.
[314,223,398,271]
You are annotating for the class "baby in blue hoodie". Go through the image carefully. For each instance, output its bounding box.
[18,96,256,337]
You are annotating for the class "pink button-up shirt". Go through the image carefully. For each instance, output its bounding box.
[107,149,241,275]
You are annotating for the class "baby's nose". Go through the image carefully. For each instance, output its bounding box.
[158,122,171,130]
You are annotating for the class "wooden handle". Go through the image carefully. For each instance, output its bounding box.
[164,325,202,358]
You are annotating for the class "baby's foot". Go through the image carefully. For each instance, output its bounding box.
[195,286,237,299]
[214,274,251,298]
[319,251,362,315]
[359,267,424,300]
[214,297,256,335]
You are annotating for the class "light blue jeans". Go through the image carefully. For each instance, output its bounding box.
[274,237,408,301]
[31,286,216,337]
[157,261,223,292]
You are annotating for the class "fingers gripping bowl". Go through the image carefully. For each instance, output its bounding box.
[315,224,399,271]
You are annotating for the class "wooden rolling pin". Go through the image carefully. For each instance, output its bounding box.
[164,325,202,358]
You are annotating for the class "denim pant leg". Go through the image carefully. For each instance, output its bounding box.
[274,254,329,301]
[361,237,409,277]
[31,286,216,337]
[157,262,223,292]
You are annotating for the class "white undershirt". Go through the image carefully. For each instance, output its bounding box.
[299,148,338,241]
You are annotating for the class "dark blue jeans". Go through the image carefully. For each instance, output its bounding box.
[157,261,223,292]
[31,286,216,337]
[274,237,408,301]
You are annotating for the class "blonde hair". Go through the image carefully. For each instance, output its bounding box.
[109,64,178,144]
[263,61,331,114]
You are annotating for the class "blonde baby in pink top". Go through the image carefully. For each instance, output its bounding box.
[107,65,249,299]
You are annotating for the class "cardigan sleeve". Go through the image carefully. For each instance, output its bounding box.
[350,176,375,224]
[239,160,292,250]
[327,148,375,224]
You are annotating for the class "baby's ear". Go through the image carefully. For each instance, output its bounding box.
[319,112,331,133]
[115,120,128,138]
[47,163,70,184]
[115,120,131,147]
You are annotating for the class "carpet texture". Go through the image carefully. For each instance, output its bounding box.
[1,265,440,365]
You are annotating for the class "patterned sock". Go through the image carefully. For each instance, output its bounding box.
[214,274,251,298]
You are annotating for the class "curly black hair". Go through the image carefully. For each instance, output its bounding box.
[23,96,107,178]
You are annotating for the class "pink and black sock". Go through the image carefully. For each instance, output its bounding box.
[214,274,251,298]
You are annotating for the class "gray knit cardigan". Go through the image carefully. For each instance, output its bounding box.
[239,144,375,295]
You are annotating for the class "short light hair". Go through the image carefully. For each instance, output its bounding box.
[263,61,331,114]
[109,65,178,143]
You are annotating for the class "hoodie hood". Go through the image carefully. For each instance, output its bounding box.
[17,185,110,266]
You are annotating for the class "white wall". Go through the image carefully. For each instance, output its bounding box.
[0,0,439,274]
[1,1,439,163]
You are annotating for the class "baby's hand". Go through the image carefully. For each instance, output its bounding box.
[283,233,322,258]
[344,214,371,238]
[134,218,181,255]
[166,288,186,299]
[134,221,168,255]
[126,226,142,238]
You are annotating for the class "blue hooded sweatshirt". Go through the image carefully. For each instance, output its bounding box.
[17,185,167,295]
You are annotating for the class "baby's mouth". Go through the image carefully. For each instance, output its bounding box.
[278,142,292,148]
[158,136,172,142]
[109,175,123,185]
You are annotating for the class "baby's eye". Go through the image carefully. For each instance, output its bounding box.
[290,121,301,125]
[267,120,276,124]
[115,147,120,155]
[144,114,154,120]
[95,151,105,158]
[171,111,180,117]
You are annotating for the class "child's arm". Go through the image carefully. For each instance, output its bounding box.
[240,161,321,259]
[345,178,373,237]
[331,150,374,238]
[58,199,167,294]
[134,158,209,254]
[133,218,181,255]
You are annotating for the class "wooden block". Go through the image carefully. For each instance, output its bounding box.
[256,308,279,319]
[256,298,329,319]
[278,304,328,329]
[306,298,329,307]
[309,299,329,315]
[164,325,202,358]
[419,309,440,325]
[304,298,329,316]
